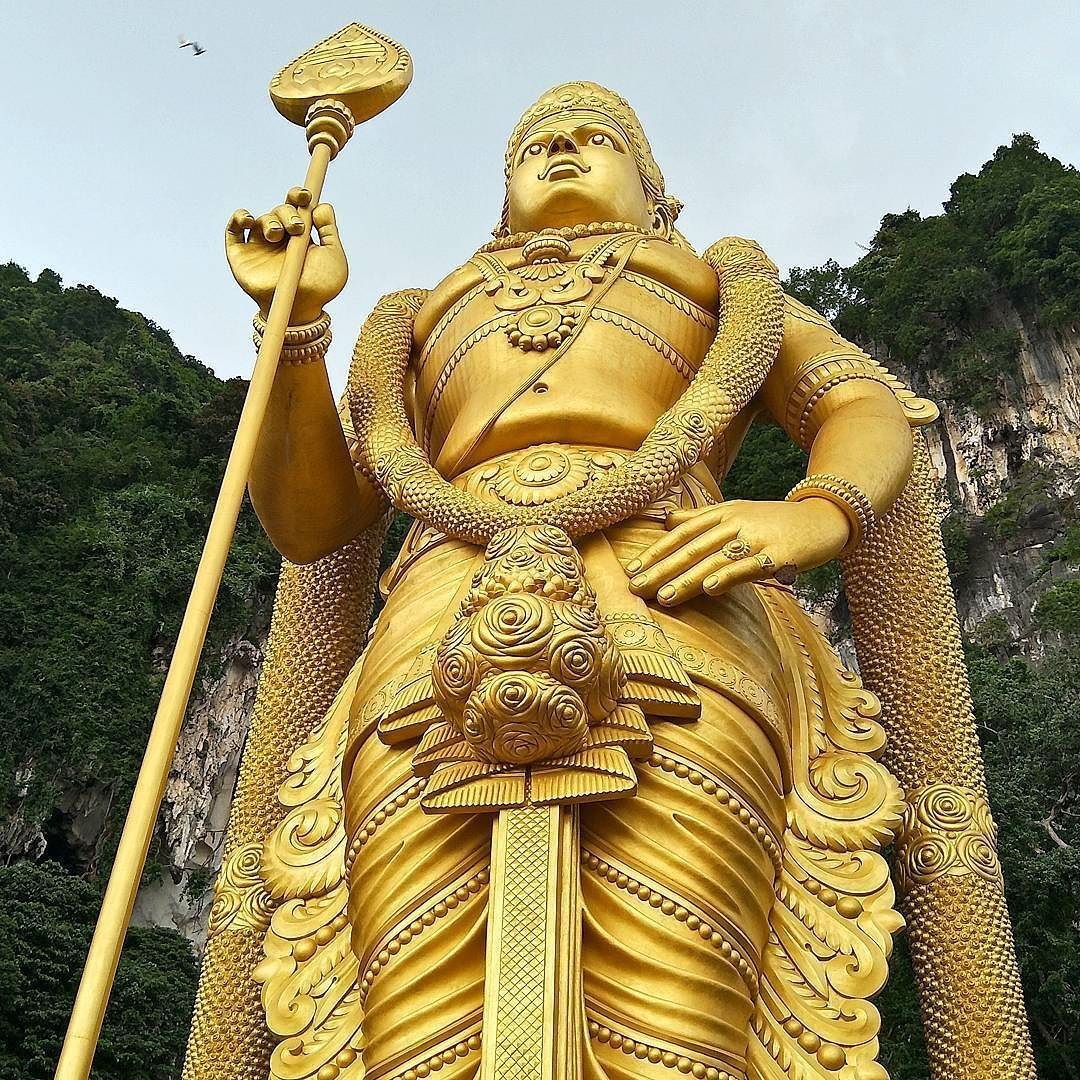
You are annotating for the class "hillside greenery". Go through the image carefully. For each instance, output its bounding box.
[0,263,274,1073]
[0,262,277,862]
[0,861,197,1079]
[785,134,1080,411]
[1,132,1078,1076]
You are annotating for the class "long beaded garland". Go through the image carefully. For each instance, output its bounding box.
[347,234,784,544]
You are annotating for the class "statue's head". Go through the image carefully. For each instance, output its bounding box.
[498,81,682,240]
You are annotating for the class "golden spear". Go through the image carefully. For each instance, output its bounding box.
[53,25,412,1080]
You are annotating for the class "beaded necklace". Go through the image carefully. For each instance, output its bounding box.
[476,220,654,255]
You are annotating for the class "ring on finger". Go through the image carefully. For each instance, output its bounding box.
[754,552,776,573]
[720,537,752,560]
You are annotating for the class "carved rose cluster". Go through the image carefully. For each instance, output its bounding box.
[432,525,624,765]
[895,783,1003,893]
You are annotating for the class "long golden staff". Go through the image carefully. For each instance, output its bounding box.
[53,25,412,1080]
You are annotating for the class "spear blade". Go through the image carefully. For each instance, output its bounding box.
[270,22,413,127]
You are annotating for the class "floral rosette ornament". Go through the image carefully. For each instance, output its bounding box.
[895,783,1004,893]
[376,524,701,812]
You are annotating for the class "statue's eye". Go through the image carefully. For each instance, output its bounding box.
[590,132,613,147]
[524,143,544,158]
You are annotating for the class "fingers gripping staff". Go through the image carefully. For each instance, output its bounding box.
[226,194,348,328]
[54,25,412,1080]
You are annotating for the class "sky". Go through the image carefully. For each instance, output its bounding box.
[4,1,1080,390]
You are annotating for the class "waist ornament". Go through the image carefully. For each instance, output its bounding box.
[455,443,719,517]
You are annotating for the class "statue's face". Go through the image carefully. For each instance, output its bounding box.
[506,111,653,233]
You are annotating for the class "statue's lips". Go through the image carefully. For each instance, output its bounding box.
[540,158,590,182]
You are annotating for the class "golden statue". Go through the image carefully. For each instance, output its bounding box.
[167,44,1035,1080]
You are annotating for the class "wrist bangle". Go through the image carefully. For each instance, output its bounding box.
[252,312,332,365]
[786,473,875,553]
[252,311,332,344]
[279,330,334,365]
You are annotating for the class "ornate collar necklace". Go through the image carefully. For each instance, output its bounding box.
[476,220,654,255]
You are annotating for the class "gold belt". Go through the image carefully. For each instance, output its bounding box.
[455,443,719,517]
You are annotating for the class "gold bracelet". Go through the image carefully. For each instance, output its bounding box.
[252,312,332,365]
[252,311,332,344]
[279,330,334,365]
[786,473,875,553]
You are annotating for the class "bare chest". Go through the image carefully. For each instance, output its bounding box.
[411,235,720,474]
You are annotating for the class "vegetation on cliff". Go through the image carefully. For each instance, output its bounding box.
[0,262,276,856]
[0,862,197,1079]
[0,263,275,1075]
[785,133,1080,411]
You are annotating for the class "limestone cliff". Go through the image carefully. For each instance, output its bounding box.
[132,632,266,948]
[916,314,1079,650]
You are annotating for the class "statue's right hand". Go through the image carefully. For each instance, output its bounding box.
[225,187,348,325]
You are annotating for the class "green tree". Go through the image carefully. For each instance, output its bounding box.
[0,862,197,1079]
[993,172,1080,327]
[0,264,277,856]
[784,259,856,322]
[972,646,1080,1076]
[786,134,1079,412]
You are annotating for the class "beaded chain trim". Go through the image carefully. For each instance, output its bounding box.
[475,220,653,255]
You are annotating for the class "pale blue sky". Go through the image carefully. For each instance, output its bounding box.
[5,2,1080,389]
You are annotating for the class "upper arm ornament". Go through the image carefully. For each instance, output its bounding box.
[781,297,938,450]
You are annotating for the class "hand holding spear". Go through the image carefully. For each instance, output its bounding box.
[54,25,412,1079]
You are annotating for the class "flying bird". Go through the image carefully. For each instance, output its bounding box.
[178,36,206,56]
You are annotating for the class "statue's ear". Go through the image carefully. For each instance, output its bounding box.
[494,190,512,238]
[650,193,683,240]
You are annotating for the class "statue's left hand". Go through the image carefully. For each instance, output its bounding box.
[625,498,851,606]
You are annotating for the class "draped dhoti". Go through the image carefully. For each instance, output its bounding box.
[342,506,809,1080]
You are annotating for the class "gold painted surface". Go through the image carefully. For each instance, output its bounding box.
[194,73,1035,1080]
[895,783,1003,893]
[336,508,900,1080]
[348,235,783,543]
[843,437,1036,1079]
[482,805,582,1080]
[183,531,384,1080]
[269,24,412,128]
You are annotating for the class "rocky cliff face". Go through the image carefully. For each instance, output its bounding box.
[132,631,267,949]
[917,315,1080,650]
[926,320,1080,512]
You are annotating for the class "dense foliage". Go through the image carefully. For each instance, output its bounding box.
[786,134,1080,411]
[0,263,277,860]
[0,861,197,1079]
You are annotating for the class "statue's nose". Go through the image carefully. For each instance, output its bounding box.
[547,131,579,155]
